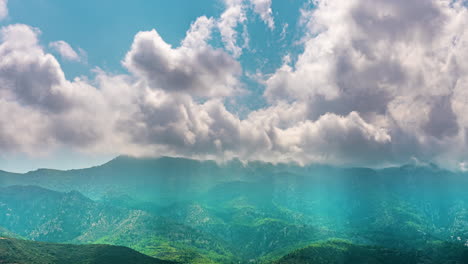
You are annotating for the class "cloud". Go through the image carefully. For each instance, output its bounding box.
[279,23,288,41]
[123,16,242,97]
[2,0,468,170]
[115,93,391,165]
[218,0,247,58]
[0,25,71,112]
[49,41,80,61]
[0,99,50,154]
[0,24,113,155]
[245,104,392,165]
[264,0,468,168]
[249,0,274,29]
[0,0,7,21]
[0,22,393,167]
[217,0,275,57]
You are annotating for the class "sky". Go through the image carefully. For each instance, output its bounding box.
[0,0,468,172]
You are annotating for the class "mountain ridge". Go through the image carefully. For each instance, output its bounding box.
[0,155,455,175]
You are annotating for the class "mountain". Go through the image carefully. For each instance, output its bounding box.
[0,237,174,264]
[2,157,468,262]
[0,185,235,264]
[0,156,253,202]
[0,185,123,242]
[270,240,419,264]
[269,239,468,264]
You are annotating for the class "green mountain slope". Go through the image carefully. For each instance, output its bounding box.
[270,240,468,264]
[0,237,174,264]
[0,227,21,239]
[0,185,235,264]
[3,158,468,262]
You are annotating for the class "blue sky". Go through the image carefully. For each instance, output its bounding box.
[5,0,305,82]
[1,0,468,172]
[6,0,221,76]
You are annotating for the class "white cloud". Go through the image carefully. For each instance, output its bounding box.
[2,0,468,169]
[249,0,274,29]
[0,0,7,21]
[279,23,288,41]
[217,0,275,57]
[264,0,468,168]
[0,24,113,154]
[49,40,80,61]
[0,25,70,111]
[0,22,394,167]
[123,16,242,97]
[244,103,392,165]
[116,95,391,165]
[218,0,247,58]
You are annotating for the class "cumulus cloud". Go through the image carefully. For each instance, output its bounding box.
[0,22,394,167]
[264,0,468,168]
[123,16,241,97]
[49,40,80,61]
[0,0,7,21]
[0,24,113,154]
[0,25,71,112]
[116,95,391,165]
[2,0,468,169]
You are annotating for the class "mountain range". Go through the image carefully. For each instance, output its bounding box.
[1,156,468,263]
